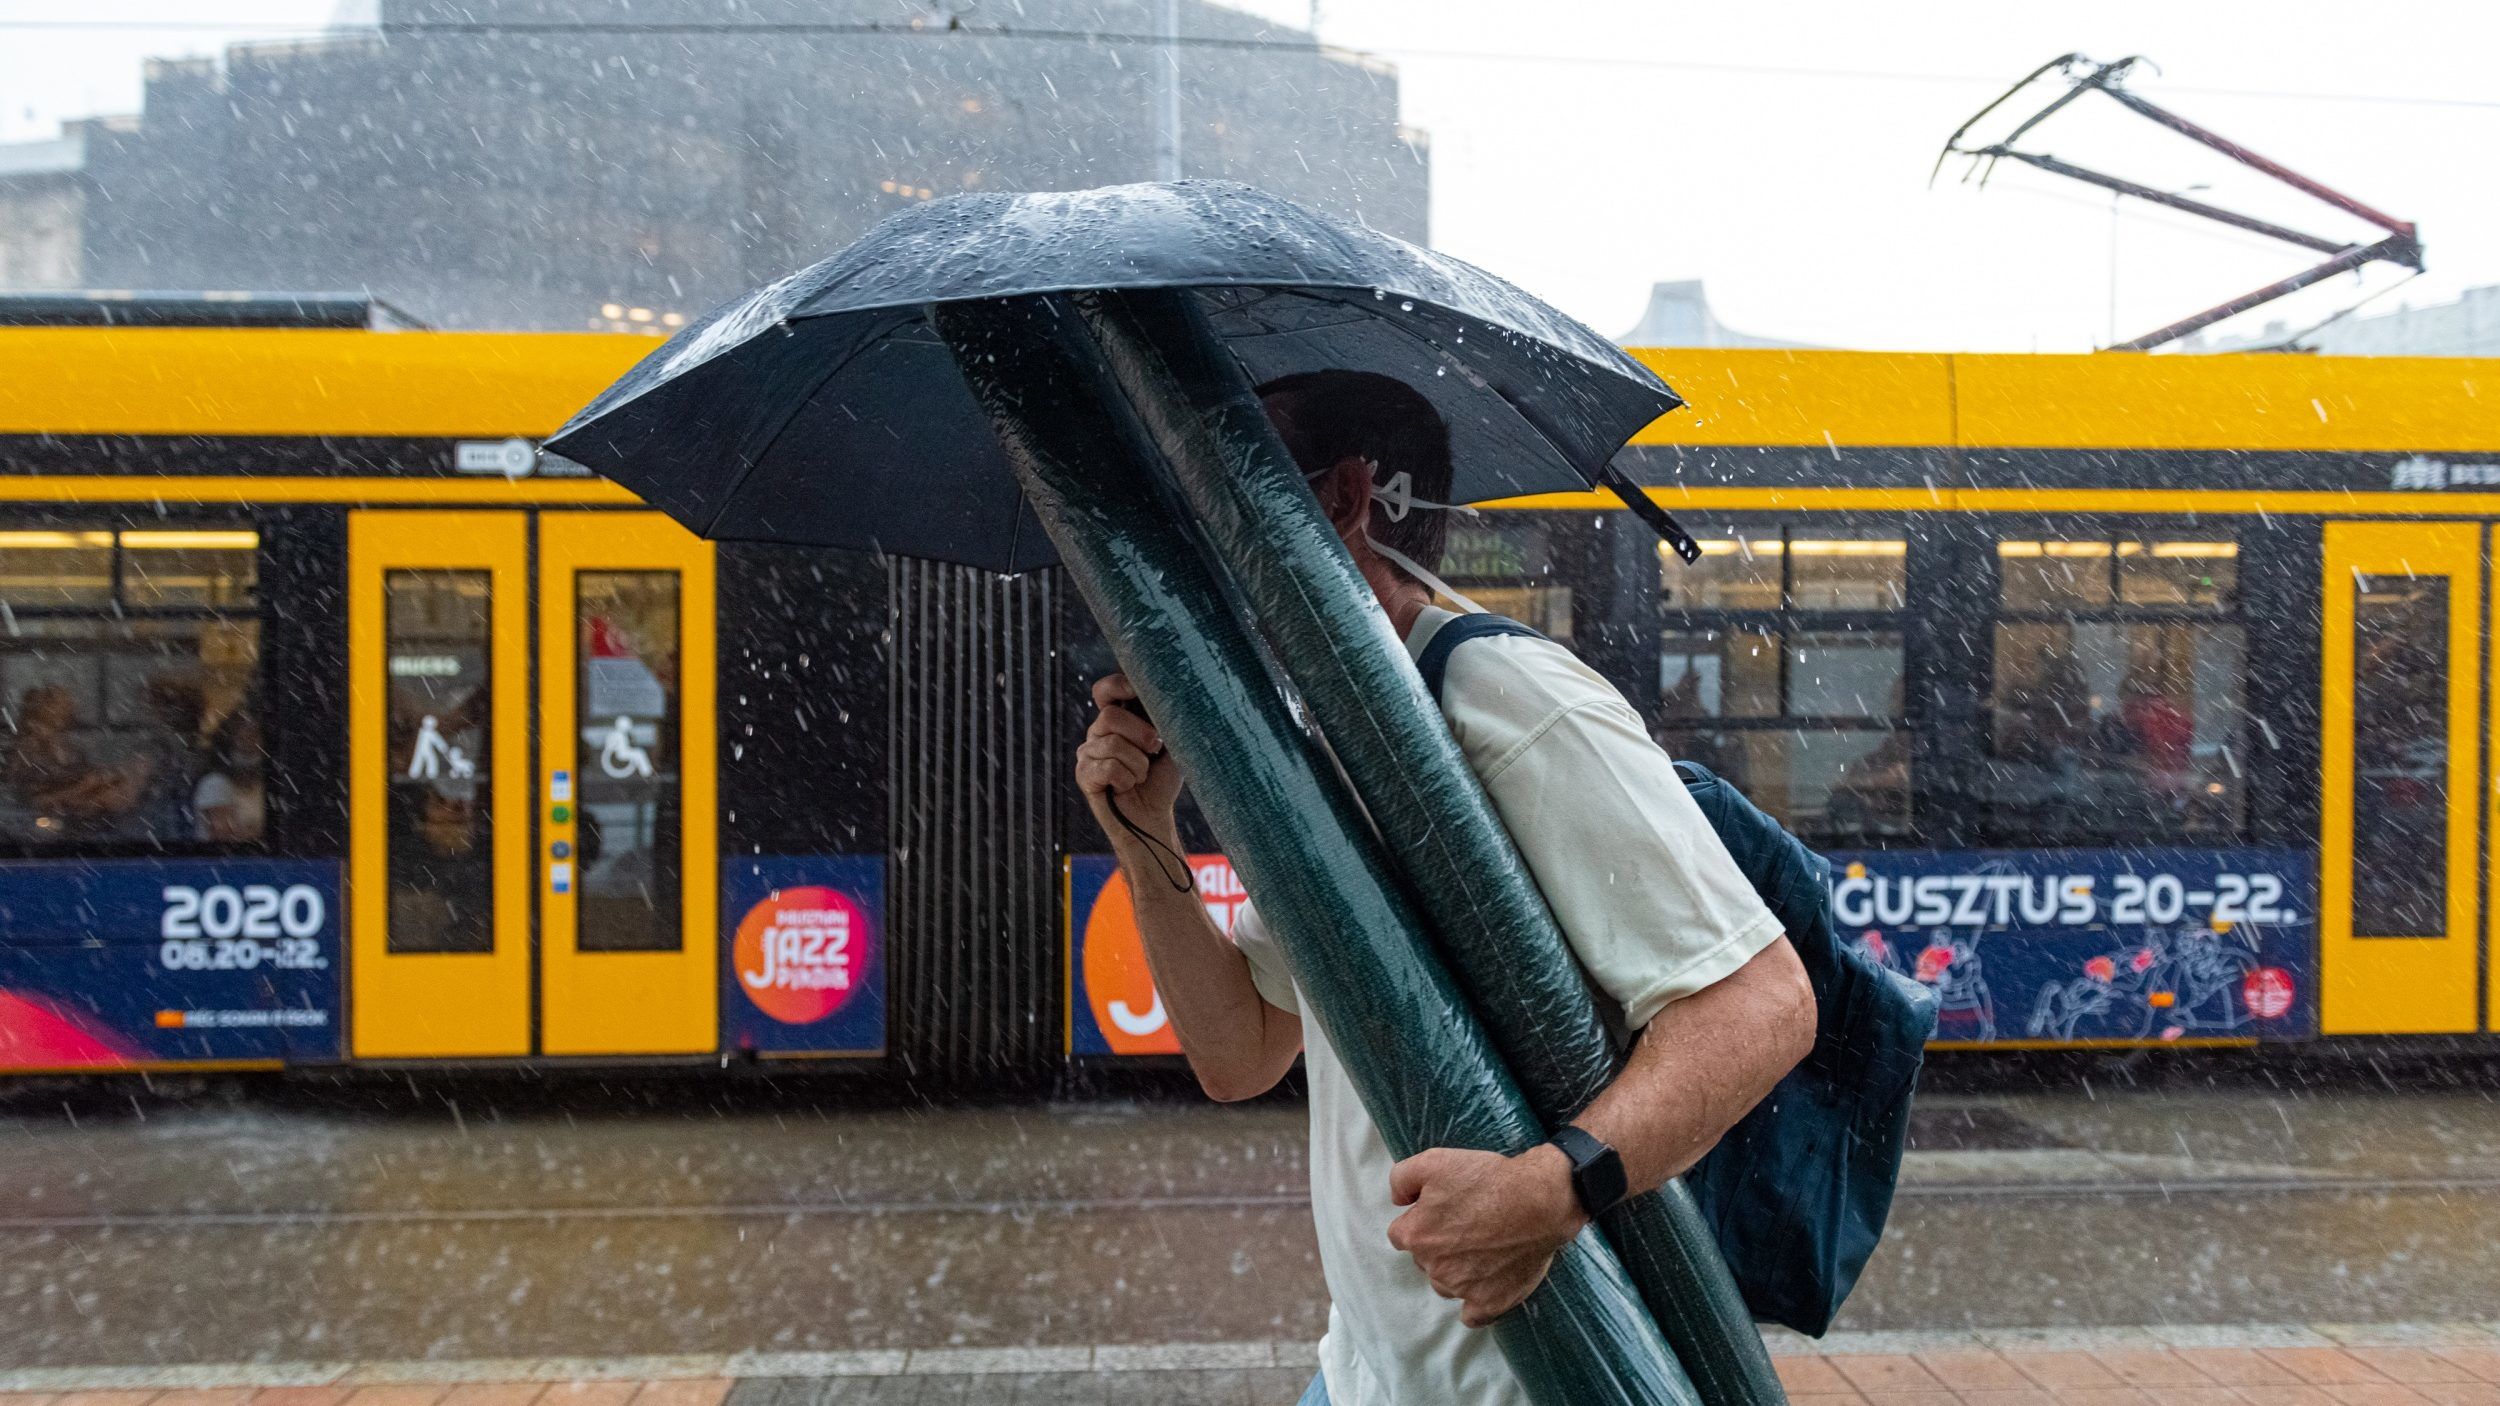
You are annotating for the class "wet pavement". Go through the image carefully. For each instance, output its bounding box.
[4,1070,2499,1370]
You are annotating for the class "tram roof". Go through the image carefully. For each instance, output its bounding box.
[0,325,2492,456]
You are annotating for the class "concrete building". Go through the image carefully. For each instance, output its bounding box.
[0,0,1428,331]
[0,128,105,290]
[2179,283,2500,357]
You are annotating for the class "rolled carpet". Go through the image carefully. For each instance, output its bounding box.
[934,293,1697,1406]
[1072,287,1786,1406]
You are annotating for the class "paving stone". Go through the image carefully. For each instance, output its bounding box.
[1833,1356,1947,1394]
[2009,1352,2128,1391]
[2347,1352,2493,1385]
[2093,1351,2220,1386]
[2265,1350,2392,1385]
[1917,1351,2034,1391]
[1774,1356,1855,1394]
[2413,1386,2500,1406]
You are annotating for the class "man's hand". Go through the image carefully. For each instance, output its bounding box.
[1075,673,1184,841]
[1386,1144,1587,1328]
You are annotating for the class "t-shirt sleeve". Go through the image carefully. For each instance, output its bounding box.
[1471,678,1786,1032]
[1227,899,1301,1015]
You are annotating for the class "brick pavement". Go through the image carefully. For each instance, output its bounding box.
[7,1325,2500,1406]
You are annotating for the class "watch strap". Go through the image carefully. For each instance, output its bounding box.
[1549,1123,1628,1220]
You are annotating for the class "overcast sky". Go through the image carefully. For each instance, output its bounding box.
[3,0,2492,351]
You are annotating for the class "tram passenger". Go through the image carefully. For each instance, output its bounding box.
[1071,371,1817,1406]
[103,671,209,847]
[3,684,112,839]
[193,710,267,843]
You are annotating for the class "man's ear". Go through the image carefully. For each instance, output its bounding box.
[1314,456,1372,537]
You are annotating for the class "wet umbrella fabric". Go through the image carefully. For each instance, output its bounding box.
[544,180,1682,573]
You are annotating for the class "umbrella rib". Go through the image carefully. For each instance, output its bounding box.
[696,310,914,540]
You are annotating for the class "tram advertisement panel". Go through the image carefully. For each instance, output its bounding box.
[1070,847,2314,1053]
[1066,853,1246,1056]
[722,856,885,1055]
[1828,848,2315,1045]
[0,859,342,1068]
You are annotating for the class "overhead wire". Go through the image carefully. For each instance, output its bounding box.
[0,17,2495,112]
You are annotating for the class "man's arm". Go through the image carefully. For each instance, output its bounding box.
[1077,673,1301,1102]
[1384,677,1818,1327]
[1387,938,1814,1325]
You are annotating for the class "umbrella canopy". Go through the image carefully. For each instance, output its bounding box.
[546,180,1683,573]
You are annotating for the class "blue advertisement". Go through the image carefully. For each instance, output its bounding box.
[1066,853,1247,1057]
[0,859,343,1069]
[721,855,886,1056]
[1067,846,2316,1054]
[1827,848,2316,1045]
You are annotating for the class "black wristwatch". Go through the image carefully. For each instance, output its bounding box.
[1549,1124,1627,1221]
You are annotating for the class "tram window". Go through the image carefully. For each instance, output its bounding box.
[1444,518,1574,642]
[0,530,114,608]
[1660,628,1780,719]
[0,527,265,851]
[385,570,495,954]
[1788,540,1907,610]
[2350,575,2449,937]
[1987,537,2245,845]
[1657,529,1909,842]
[118,530,258,609]
[575,571,683,953]
[1664,535,1782,610]
[1999,539,2237,612]
[2120,541,2237,608]
[1660,729,1912,839]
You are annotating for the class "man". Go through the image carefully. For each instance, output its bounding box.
[1074,370,1817,1406]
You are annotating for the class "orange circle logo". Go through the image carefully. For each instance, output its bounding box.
[734,886,866,1025]
[1082,856,1244,1054]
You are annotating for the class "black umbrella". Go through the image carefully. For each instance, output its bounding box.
[546,179,1690,573]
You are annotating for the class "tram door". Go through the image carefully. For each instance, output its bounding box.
[2319,521,2486,1035]
[349,510,717,1058]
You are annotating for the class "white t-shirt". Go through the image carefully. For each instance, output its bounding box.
[1231,604,1784,1406]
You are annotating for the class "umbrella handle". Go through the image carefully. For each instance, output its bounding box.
[1598,467,1704,564]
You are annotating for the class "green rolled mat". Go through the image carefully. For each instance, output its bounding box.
[933,294,1697,1406]
[1071,287,1787,1406]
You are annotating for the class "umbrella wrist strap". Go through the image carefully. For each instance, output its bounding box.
[1107,789,1195,893]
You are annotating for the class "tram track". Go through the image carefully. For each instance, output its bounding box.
[6,1168,2500,1232]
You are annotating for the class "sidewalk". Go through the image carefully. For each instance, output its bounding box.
[8,1324,2500,1406]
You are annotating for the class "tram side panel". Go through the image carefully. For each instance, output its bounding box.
[713,543,892,1060]
[1061,494,2331,1056]
[0,504,351,1071]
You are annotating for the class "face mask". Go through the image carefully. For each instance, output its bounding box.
[1307,461,1488,615]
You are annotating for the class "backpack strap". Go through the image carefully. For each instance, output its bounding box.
[1416,613,1549,704]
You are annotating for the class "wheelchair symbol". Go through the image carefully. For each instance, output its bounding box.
[598,715,654,779]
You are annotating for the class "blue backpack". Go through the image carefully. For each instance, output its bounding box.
[1418,612,1938,1336]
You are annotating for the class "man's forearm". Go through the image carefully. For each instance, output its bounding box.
[1111,825,1298,1100]
[1570,936,1816,1195]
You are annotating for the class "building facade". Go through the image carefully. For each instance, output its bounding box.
[1,0,1428,331]
[2180,283,2500,358]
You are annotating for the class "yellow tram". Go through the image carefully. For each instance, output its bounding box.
[1,309,2495,1076]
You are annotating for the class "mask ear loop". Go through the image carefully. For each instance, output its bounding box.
[1310,459,1492,615]
[1364,534,1489,616]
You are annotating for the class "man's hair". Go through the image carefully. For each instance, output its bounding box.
[1257,371,1455,581]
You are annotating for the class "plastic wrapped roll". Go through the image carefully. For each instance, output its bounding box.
[934,294,1696,1406]
[1072,288,1786,1406]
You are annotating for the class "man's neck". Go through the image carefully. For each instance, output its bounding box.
[1381,579,1432,639]
[1346,537,1433,638]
